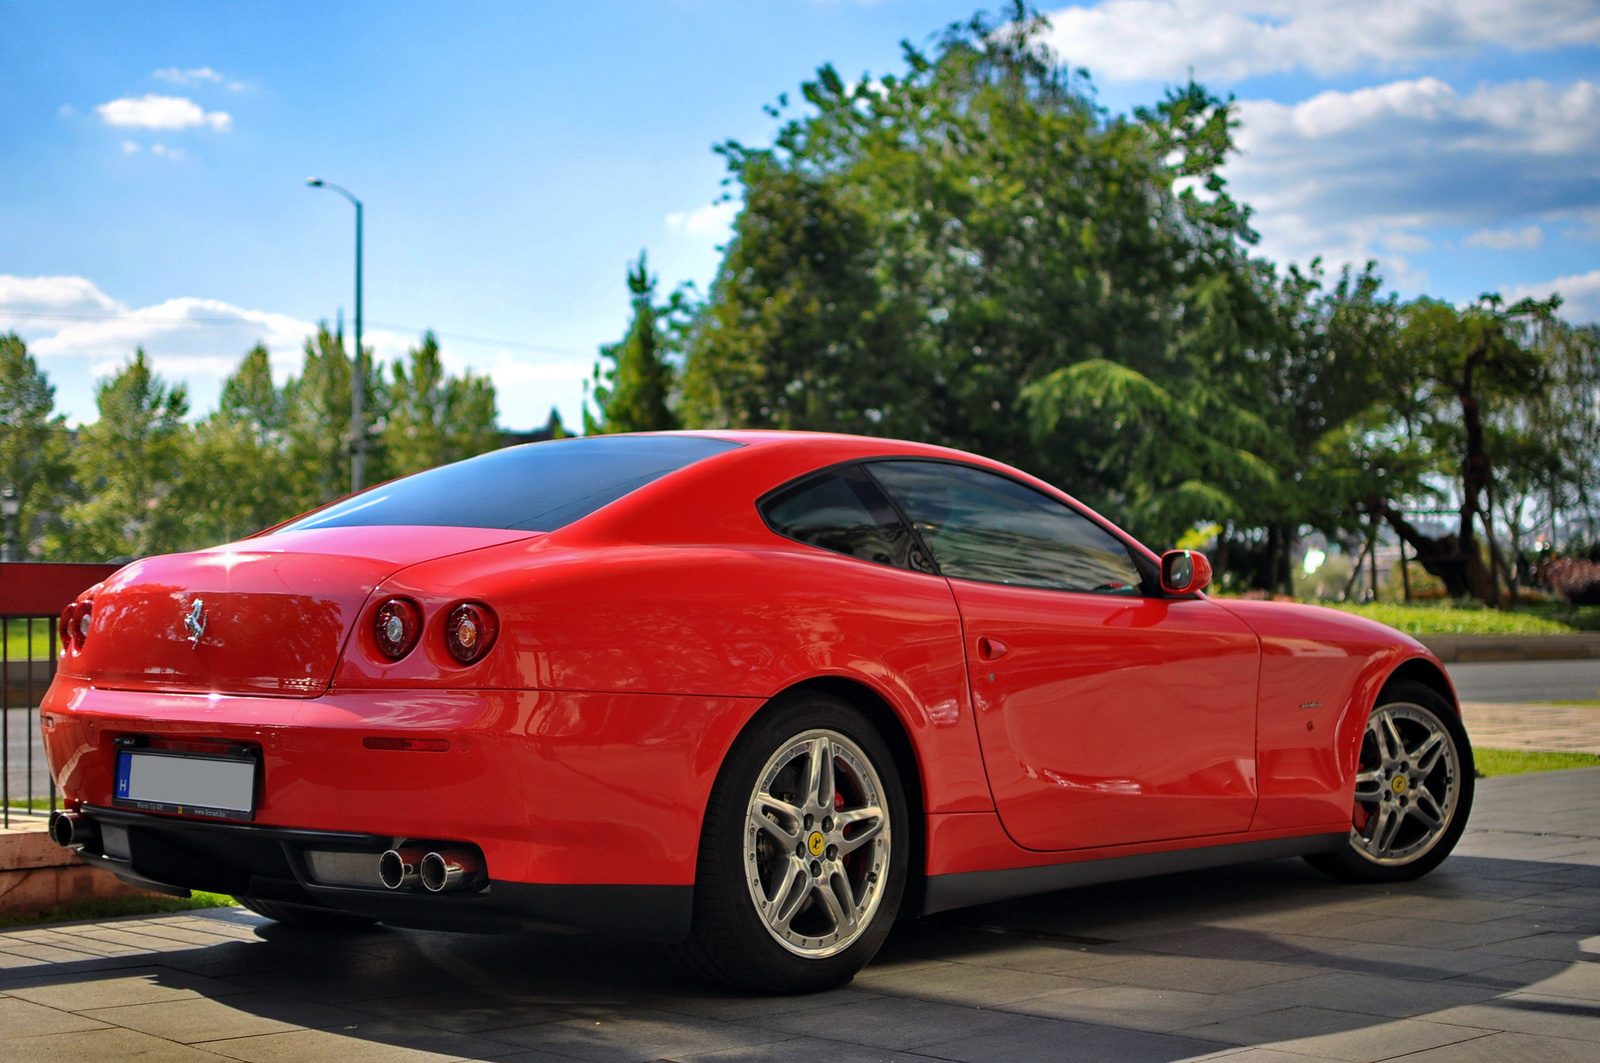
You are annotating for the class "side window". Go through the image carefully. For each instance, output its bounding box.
[761,465,933,572]
[866,460,1144,594]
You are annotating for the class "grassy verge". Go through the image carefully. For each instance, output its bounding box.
[1476,748,1600,777]
[0,891,236,930]
[1314,602,1590,637]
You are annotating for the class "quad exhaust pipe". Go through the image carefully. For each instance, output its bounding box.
[378,845,481,893]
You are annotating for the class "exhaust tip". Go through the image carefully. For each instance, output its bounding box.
[378,848,421,890]
[49,810,75,847]
[419,849,480,893]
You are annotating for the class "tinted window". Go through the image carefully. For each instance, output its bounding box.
[280,435,740,533]
[761,465,932,572]
[867,460,1143,593]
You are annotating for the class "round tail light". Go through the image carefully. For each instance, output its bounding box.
[76,603,92,645]
[444,602,497,665]
[60,604,76,654]
[373,598,422,660]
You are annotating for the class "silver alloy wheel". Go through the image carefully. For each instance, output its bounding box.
[743,728,891,958]
[1351,702,1461,865]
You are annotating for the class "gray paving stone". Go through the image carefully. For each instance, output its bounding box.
[80,992,368,1044]
[914,1011,1227,1063]
[0,993,111,1035]
[750,994,1024,1050]
[6,1025,238,1062]
[1393,1029,1600,1062]
[487,1007,794,1061]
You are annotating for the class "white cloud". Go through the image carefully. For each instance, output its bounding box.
[58,104,74,118]
[1463,225,1544,250]
[1506,269,1600,324]
[153,66,223,85]
[150,143,184,160]
[1043,0,1600,83]
[665,200,739,240]
[121,140,140,155]
[95,94,231,132]
[1224,77,1600,279]
[0,275,591,429]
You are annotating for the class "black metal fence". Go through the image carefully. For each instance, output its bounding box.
[3,614,57,828]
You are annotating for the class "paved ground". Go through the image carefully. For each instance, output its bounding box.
[1,769,1597,1062]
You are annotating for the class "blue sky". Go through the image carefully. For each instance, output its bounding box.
[3,1,1597,430]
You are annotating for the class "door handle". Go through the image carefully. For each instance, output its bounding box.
[977,637,1010,661]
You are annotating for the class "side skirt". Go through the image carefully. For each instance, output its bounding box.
[922,832,1346,916]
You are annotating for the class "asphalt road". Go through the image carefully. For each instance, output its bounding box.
[1446,659,1600,704]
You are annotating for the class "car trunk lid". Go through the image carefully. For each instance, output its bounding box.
[68,526,536,697]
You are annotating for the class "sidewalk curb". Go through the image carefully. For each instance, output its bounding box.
[1422,633,1600,662]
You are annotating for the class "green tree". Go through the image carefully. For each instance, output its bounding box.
[385,331,500,475]
[680,3,1259,537]
[1372,295,1557,603]
[0,333,71,558]
[284,324,383,509]
[179,344,296,546]
[587,253,680,434]
[62,349,190,560]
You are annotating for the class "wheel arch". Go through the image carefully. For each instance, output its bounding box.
[1382,656,1460,716]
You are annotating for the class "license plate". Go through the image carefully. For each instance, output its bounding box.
[113,748,258,820]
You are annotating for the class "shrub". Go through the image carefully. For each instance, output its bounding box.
[1545,558,1600,606]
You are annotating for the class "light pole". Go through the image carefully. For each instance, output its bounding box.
[1,487,19,563]
[306,178,367,493]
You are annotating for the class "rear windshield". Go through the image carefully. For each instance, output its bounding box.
[278,435,740,534]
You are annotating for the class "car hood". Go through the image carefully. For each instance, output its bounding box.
[62,525,538,697]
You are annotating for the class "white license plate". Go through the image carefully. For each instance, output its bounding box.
[113,749,258,820]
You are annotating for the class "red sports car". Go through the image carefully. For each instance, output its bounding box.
[43,431,1474,992]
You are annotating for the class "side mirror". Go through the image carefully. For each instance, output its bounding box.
[1160,549,1212,595]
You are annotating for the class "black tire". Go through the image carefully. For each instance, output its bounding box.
[1307,678,1475,883]
[235,896,380,932]
[677,692,909,994]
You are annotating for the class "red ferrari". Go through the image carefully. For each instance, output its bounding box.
[43,431,1474,992]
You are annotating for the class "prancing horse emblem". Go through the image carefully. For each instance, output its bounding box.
[185,599,207,648]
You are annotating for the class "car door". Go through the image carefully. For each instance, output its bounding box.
[867,459,1261,852]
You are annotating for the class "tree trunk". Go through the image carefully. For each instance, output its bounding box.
[1380,505,1498,601]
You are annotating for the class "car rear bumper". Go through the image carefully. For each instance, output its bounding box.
[41,674,759,936]
[58,804,691,939]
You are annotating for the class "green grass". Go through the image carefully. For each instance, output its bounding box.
[3,617,56,660]
[1476,748,1600,777]
[0,891,236,930]
[1317,602,1582,636]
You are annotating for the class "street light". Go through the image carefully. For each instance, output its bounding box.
[1,487,19,563]
[306,178,367,493]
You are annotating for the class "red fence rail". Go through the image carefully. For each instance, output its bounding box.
[2,563,125,827]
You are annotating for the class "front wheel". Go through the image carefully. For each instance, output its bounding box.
[678,693,907,994]
[1307,679,1474,883]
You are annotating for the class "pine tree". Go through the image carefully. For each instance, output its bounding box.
[62,349,189,560]
[385,331,500,476]
[586,253,679,434]
[0,333,71,558]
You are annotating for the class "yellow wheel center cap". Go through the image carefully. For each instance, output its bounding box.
[807,831,826,857]
[1392,776,1408,795]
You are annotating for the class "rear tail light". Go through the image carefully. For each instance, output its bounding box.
[373,598,422,660]
[444,602,497,664]
[61,601,90,653]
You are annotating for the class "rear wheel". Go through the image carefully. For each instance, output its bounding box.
[1307,679,1474,883]
[678,693,907,994]
[235,897,379,932]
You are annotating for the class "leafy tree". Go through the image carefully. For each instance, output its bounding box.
[1371,295,1557,603]
[680,3,1260,539]
[179,344,296,545]
[0,333,71,558]
[62,349,190,560]
[385,331,500,475]
[587,253,680,434]
[284,324,383,509]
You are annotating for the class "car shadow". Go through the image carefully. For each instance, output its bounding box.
[2,853,1596,1060]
